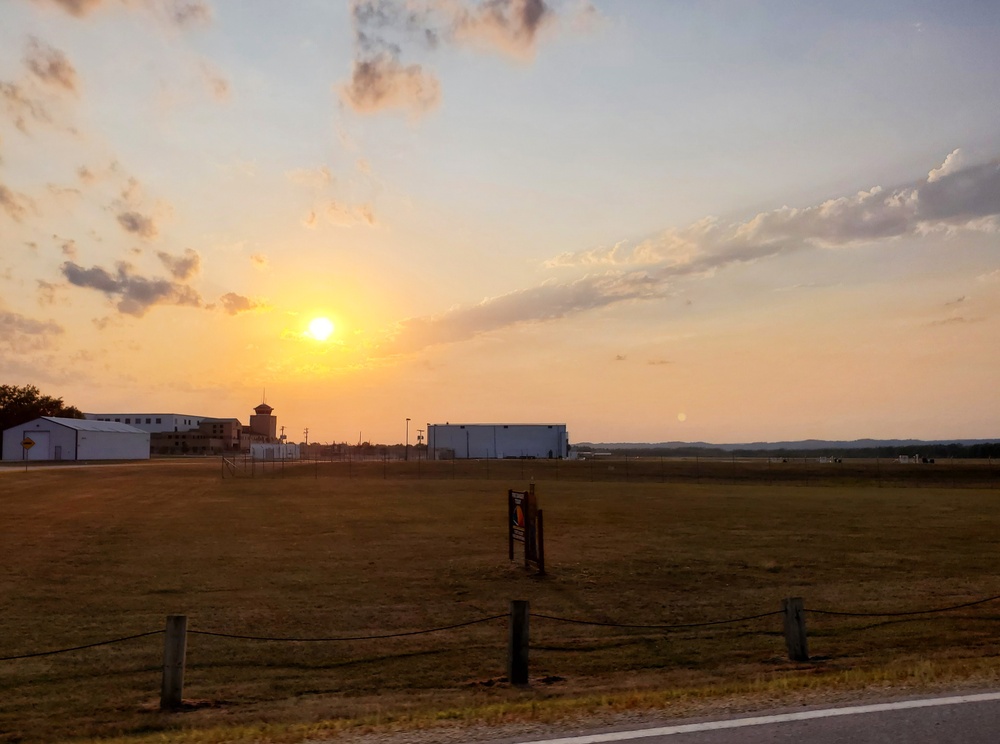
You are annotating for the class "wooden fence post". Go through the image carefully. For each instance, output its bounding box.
[160,614,188,710]
[536,509,545,576]
[782,597,809,662]
[507,600,529,686]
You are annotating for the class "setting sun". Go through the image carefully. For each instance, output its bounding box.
[307,317,334,341]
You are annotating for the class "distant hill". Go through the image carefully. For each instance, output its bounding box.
[572,438,1000,459]
[575,438,997,451]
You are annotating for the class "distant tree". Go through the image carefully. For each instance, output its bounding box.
[0,384,84,458]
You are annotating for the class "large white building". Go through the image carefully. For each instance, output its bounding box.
[84,412,206,433]
[2,417,150,461]
[427,424,569,459]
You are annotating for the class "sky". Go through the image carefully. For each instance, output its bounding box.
[1,0,999,446]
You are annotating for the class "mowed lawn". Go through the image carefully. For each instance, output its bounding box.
[2,460,1000,742]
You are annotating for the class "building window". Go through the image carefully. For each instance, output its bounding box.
[115,418,120,422]
[125,418,130,424]
[146,418,151,424]
[156,418,161,424]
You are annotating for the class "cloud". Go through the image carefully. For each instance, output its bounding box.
[380,151,1000,355]
[33,0,103,16]
[0,81,51,133]
[36,280,60,305]
[927,148,966,183]
[157,248,200,279]
[250,253,269,270]
[341,53,442,114]
[116,210,158,239]
[382,270,658,354]
[341,0,591,114]
[199,61,229,100]
[0,308,63,352]
[0,183,33,222]
[32,0,213,27]
[61,260,202,316]
[58,237,78,258]
[286,166,333,188]
[450,0,552,57]
[219,292,265,315]
[324,200,376,227]
[24,38,79,93]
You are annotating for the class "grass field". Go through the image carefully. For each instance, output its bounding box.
[2,459,1000,742]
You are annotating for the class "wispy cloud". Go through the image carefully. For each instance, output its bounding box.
[380,151,1000,355]
[116,210,158,239]
[31,0,213,27]
[0,308,63,352]
[24,38,78,93]
[219,292,266,315]
[157,248,200,279]
[0,183,34,222]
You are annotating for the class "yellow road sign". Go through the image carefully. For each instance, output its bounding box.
[21,437,35,450]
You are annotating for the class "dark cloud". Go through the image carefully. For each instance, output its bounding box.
[341,53,441,114]
[0,183,33,222]
[61,260,202,316]
[157,248,200,279]
[219,292,263,315]
[25,38,79,93]
[451,0,552,55]
[116,210,158,239]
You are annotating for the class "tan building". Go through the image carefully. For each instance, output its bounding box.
[249,402,277,441]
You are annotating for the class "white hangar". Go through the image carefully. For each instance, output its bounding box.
[427,423,569,460]
[1,417,150,462]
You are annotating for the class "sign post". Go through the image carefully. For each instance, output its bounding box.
[508,483,545,574]
[21,437,35,472]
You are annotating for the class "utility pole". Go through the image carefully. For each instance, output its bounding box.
[304,427,309,445]
[406,418,410,461]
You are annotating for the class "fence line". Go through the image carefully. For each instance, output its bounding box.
[0,630,164,662]
[532,610,783,630]
[808,593,1000,618]
[187,613,507,642]
[5,591,1000,707]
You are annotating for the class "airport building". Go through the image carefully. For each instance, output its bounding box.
[427,423,569,460]
[1,417,150,461]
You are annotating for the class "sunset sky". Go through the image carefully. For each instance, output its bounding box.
[2,0,998,445]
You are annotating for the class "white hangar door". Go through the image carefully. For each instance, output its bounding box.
[25,430,50,460]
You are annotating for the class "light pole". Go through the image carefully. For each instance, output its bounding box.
[405,418,410,461]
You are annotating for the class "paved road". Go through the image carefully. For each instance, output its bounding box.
[503,692,1000,744]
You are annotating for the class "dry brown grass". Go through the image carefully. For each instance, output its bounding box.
[2,459,1000,742]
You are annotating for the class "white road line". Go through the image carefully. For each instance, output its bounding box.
[519,692,1000,744]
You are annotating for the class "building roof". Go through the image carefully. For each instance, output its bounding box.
[40,417,147,434]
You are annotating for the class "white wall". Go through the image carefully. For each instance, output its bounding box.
[77,430,150,460]
[428,425,568,459]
